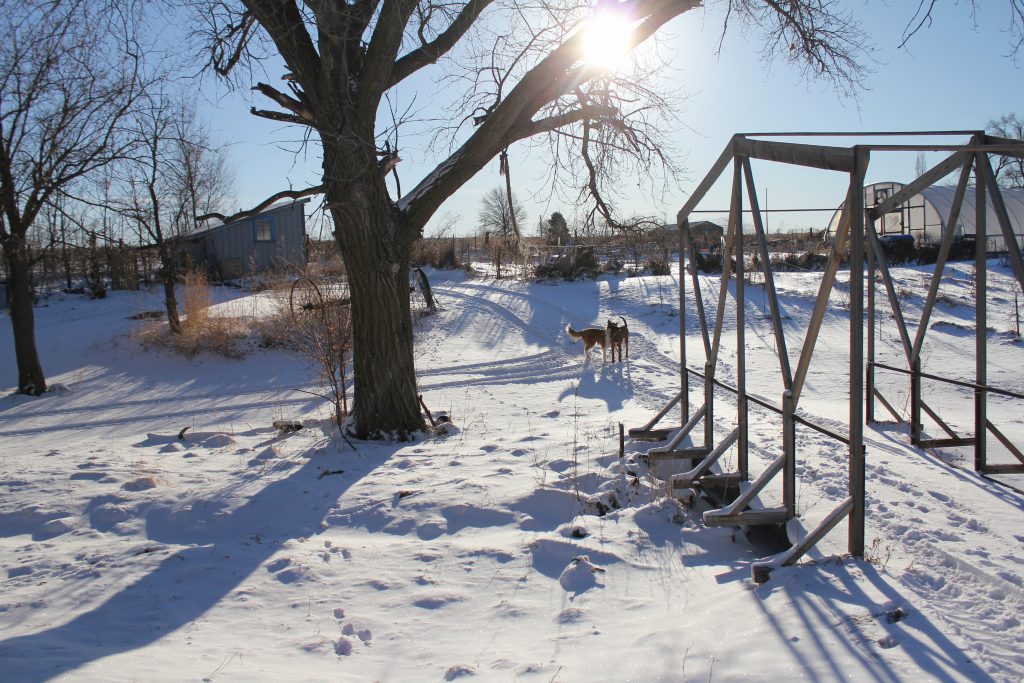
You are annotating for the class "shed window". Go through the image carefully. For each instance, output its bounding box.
[254,219,274,242]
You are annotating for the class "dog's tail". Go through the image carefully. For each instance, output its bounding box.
[565,324,582,341]
[619,316,628,330]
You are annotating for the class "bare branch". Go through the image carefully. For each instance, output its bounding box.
[390,0,494,88]
[197,184,323,224]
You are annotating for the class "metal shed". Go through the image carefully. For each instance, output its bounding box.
[180,198,310,279]
[829,181,1024,251]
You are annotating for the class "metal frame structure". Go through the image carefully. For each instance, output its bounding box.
[632,131,1024,582]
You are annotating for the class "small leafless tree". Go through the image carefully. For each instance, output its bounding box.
[105,93,232,334]
[478,187,527,239]
[0,0,145,394]
[988,113,1024,189]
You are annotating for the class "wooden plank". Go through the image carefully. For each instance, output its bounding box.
[733,137,856,172]
[684,227,713,360]
[677,140,736,224]
[983,134,1024,155]
[987,419,1024,465]
[709,192,738,371]
[979,155,1024,293]
[703,506,788,528]
[628,428,677,441]
[912,156,974,361]
[692,472,743,489]
[869,151,966,219]
[791,184,853,405]
[630,390,682,434]
[920,399,958,440]
[873,388,903,422]
[670,428,739,488]
[975,150,988,472]
[643,447,708,461]
[919,437,976,448]
[706,454,786,520]
[649,404,706,453]
[743,158,793,389]
[981,464,1024,475]
[751,497,854,583]
[733,159,749,480]
[849,146,867,558]
[866,225,914,362]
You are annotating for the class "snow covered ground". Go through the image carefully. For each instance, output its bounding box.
[1,260,1022,681]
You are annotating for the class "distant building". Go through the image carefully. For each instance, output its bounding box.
[178,199,310,279]
[657,220,726,250]
[828,182,1024,252]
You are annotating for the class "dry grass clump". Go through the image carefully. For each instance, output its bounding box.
[136,269,259,359]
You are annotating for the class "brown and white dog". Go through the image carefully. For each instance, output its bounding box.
[565,323,611,362]
[607,316,629,362]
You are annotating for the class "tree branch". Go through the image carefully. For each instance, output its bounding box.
[399,0,698,231]
[252,82,317,124]
[510,105,617,142]
[242,0,323,107]
[359,0,420,113]
[389,0,494,89]
[196,184,324,224]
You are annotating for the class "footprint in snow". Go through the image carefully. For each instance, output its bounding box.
[341,623,372,642]
[444,664,476,680]
[334,637,353,656]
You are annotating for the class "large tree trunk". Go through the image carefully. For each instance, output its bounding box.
[3,237,47,395]
[324,139,424,439]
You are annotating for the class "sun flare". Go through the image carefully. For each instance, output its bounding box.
[579,10,635,73]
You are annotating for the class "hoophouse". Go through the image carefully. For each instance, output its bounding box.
[828,181,1024,252]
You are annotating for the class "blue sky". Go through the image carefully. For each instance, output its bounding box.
[201,2,1023,237]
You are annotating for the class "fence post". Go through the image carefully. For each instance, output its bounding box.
[866,242,875,424]
[782,389,796,520]
[704,361,714,452]
[974,151,988,472]
[849,145,867,558]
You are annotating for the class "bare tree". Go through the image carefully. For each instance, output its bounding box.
[988,113,1024,189]
[478,187,527,238]
[194,0,872,438]
[104,93,232,334]
[0,0,145,395]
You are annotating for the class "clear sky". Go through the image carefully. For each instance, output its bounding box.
[201,2,1023,238]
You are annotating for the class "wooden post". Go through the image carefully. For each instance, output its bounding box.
[704,361,714,452]
[742,159,792,389]
[782,389,796,520]
[680,220,689,425]
[975,151,988,472]
[866,242,876,424]
[733,159,749,480]
[849,146,867,558]
[910,356,922,445]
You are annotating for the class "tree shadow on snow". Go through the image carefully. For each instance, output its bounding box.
[0,441,399,682]
[750,560,995,682]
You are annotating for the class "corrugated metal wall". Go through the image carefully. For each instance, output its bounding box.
[183,200,308,278]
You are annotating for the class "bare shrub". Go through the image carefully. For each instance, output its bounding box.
[136,270,252,359]
[413,234,461,270]
[288,277,353,426]
[646,259,671,276]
